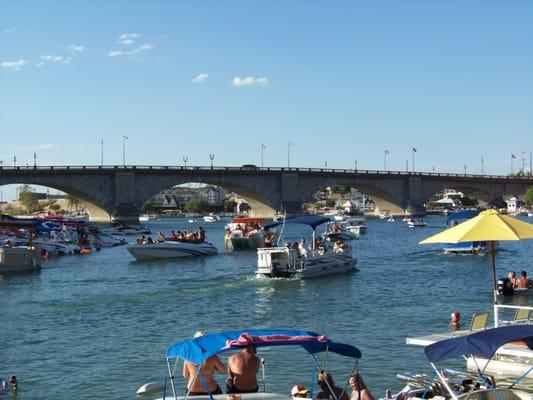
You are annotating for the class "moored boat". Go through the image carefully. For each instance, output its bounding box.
[341,217,368,235]
[224,217,265,251]
[0,221,42,273]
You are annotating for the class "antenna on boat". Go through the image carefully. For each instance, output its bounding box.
[276,211,287,246]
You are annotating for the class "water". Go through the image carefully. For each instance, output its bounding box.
[1,215,532,399]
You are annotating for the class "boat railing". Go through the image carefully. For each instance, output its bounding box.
[494,304,533,328]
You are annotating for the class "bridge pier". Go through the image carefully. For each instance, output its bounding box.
[112,172,140,223]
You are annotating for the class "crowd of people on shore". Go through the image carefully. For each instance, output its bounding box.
[136,227,206,245]
[182,332,374,400]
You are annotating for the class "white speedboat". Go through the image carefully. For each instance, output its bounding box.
[406,218,426,228]
[203,213,220,223]
[256,216,356,279]
[126,241,218,260]
[341,217,367,235]
[379,211,392,219]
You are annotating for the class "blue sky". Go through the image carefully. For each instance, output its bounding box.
[1,1,532,200]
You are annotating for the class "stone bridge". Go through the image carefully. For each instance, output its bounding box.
[0,165,531,222]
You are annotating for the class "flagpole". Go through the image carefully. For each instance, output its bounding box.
[412,148,415,172]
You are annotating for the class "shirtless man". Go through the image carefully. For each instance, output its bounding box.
[183,332,225,395]
[226,348,261,393]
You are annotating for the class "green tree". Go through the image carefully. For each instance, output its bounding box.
[140,200,155,213]
[19,185,39,212]
[49,203,61,212]
[524,187,533,206]
[460,196,478,207]
[66,194,81,211]
[223,200,237,213]
[185,199,209,213]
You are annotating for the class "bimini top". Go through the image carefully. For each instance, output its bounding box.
[425,325,533,363]
[264,216,331,230]
[166,329,361,364]
[447,209,480,223]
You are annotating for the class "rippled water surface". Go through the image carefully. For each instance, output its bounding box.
[1,215,532,399]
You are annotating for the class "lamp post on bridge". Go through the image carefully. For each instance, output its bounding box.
[183,156,188,168]
[384,149,389,170]
[261,144,266,168]
[287,140,292,168]
[13,155,16,167]
[412,147,417,172]
[122,135,128,166]
[354,158,357,172]
[481,156,484,175]
[33,152,36,168]
[209,153,215,169]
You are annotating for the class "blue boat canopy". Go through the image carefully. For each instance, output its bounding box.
[447,209,480,224]
[264,216,331,230]
[166,329,361,364]
[425,325,533,363]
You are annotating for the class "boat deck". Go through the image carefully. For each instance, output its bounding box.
[157,392,289,400]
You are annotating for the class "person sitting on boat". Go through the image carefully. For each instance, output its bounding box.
[348,373,374,400]
[146,236,154,244]
[316,371,349,400]
[168,230,178,241]
[291,384,310,399]
[298,238,307,258]
[183,332,225,395]
[517,271,532,289]
[333,239,345,253]
[264,233,272,247]
[4,239,12,248]
[226,347,261,394]
[156,232,165,243]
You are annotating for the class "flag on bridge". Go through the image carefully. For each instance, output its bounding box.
[512,154,517,159]
[412,147,417,152]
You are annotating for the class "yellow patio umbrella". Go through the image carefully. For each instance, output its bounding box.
[420,209,533,302]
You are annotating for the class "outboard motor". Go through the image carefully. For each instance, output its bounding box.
[497,277,514,296]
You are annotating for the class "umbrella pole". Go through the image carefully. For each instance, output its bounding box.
[490,241,497,303]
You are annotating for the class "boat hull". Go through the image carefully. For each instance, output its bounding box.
[126,242,218,260]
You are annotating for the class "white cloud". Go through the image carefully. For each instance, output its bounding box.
[192,73,209,84]
[232,76,268,87]
[16,144,57,151]
[108,43,154,57]
[35,62,44,67]
[118,33,140,45]
[67,44,85,54]
[41,55,71,64]
[1,59,27,71]
[3,28,16,33]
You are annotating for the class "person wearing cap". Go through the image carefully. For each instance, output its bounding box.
[183,332,226,395]
[348,373,374,400]
[316,371,349,400]
[291,384,310,399]
[226,347,261,394]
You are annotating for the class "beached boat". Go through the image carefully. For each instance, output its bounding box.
[139,329,362,400]
[126,241,218,260]
[224,218,265,250]
[256,216,356,279]
[398,325,533,400]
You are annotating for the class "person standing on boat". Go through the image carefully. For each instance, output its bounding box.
[298,238,308,258]
[183,332,226,395]
[226,347,261,393]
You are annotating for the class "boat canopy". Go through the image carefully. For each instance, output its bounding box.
[263,216,331,230]
[166,329,361,364]
[231,218,265,224]
[425,325,533,363]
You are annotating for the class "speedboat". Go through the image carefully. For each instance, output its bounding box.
[224,218,265,250]
[203,213,220,223]
[406,218,426,228]
[126,240,218,260]
[341,217,367,235]
[396,326,533,400]
[138,329,362,400]
[379,211,392,219]
[256,216,357,279]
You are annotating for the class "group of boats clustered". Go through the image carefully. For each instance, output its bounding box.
[1,208,533,400]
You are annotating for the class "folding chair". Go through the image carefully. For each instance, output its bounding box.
[469,312,489,331]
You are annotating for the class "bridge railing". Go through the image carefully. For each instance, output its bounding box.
[0,165,531,180]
